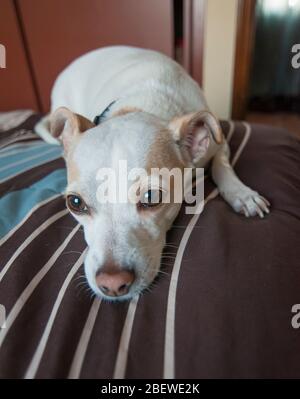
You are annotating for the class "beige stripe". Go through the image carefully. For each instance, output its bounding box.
[226,120,235,143]
[0,209,68,282]
[0,142,46,159]
[0,154,61,184]
[108,121,239,380]
[0,110,34,131]
[113,296,139,379]
[0,141,42,154]
[163,188,219,379]
[163,122,252,378]
[68,297,102,379]
[0,133,39,149]
[0,194,62,246]
[231,122,251,166]
[0,224,80,349]
[24,249,87,379]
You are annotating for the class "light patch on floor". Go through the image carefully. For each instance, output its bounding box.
[246,112,300,138]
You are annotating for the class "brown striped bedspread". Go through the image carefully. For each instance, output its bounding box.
[0,110,299,379]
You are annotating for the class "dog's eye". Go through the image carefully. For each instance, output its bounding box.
[66,194,88,214]
[139,189,163,208]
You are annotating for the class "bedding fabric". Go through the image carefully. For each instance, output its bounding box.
[0,112,299,378]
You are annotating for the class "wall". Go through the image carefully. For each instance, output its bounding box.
[203,0,238,119]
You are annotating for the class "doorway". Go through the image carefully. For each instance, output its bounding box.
[232,0,300,136]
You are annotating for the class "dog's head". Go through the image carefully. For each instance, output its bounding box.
[51,107,222,301]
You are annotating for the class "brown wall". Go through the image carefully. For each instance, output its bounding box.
[0,0,39,111]
[17,0,174,112]
[0,0,206,114]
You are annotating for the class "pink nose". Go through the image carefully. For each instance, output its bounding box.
[96,269,135,297]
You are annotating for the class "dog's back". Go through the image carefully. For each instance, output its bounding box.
[51,46,208,121]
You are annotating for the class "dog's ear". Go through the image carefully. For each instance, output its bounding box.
[169,110,223,165]
[50,107,95,152]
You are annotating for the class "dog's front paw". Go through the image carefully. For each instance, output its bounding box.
[223,187,270,218]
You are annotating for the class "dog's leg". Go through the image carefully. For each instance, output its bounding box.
[211,141,270,217]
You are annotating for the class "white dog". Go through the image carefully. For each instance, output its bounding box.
[36,46,270,301]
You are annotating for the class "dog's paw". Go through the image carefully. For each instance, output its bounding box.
[222,187,270,218]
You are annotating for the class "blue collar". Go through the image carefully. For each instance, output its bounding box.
[93,100,116,125]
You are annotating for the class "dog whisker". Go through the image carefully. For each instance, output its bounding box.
[76,284,89,298]
[156,269,170,276]
[55,225,84,232]
[73,273,86,281]
[79,284,96,300]
[75,280,89,289]
[61,250,84,256]
[164,243,179,248]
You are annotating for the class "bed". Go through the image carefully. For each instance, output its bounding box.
[0,110,299,378]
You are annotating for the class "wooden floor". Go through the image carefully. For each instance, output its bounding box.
[246,112,300,138]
